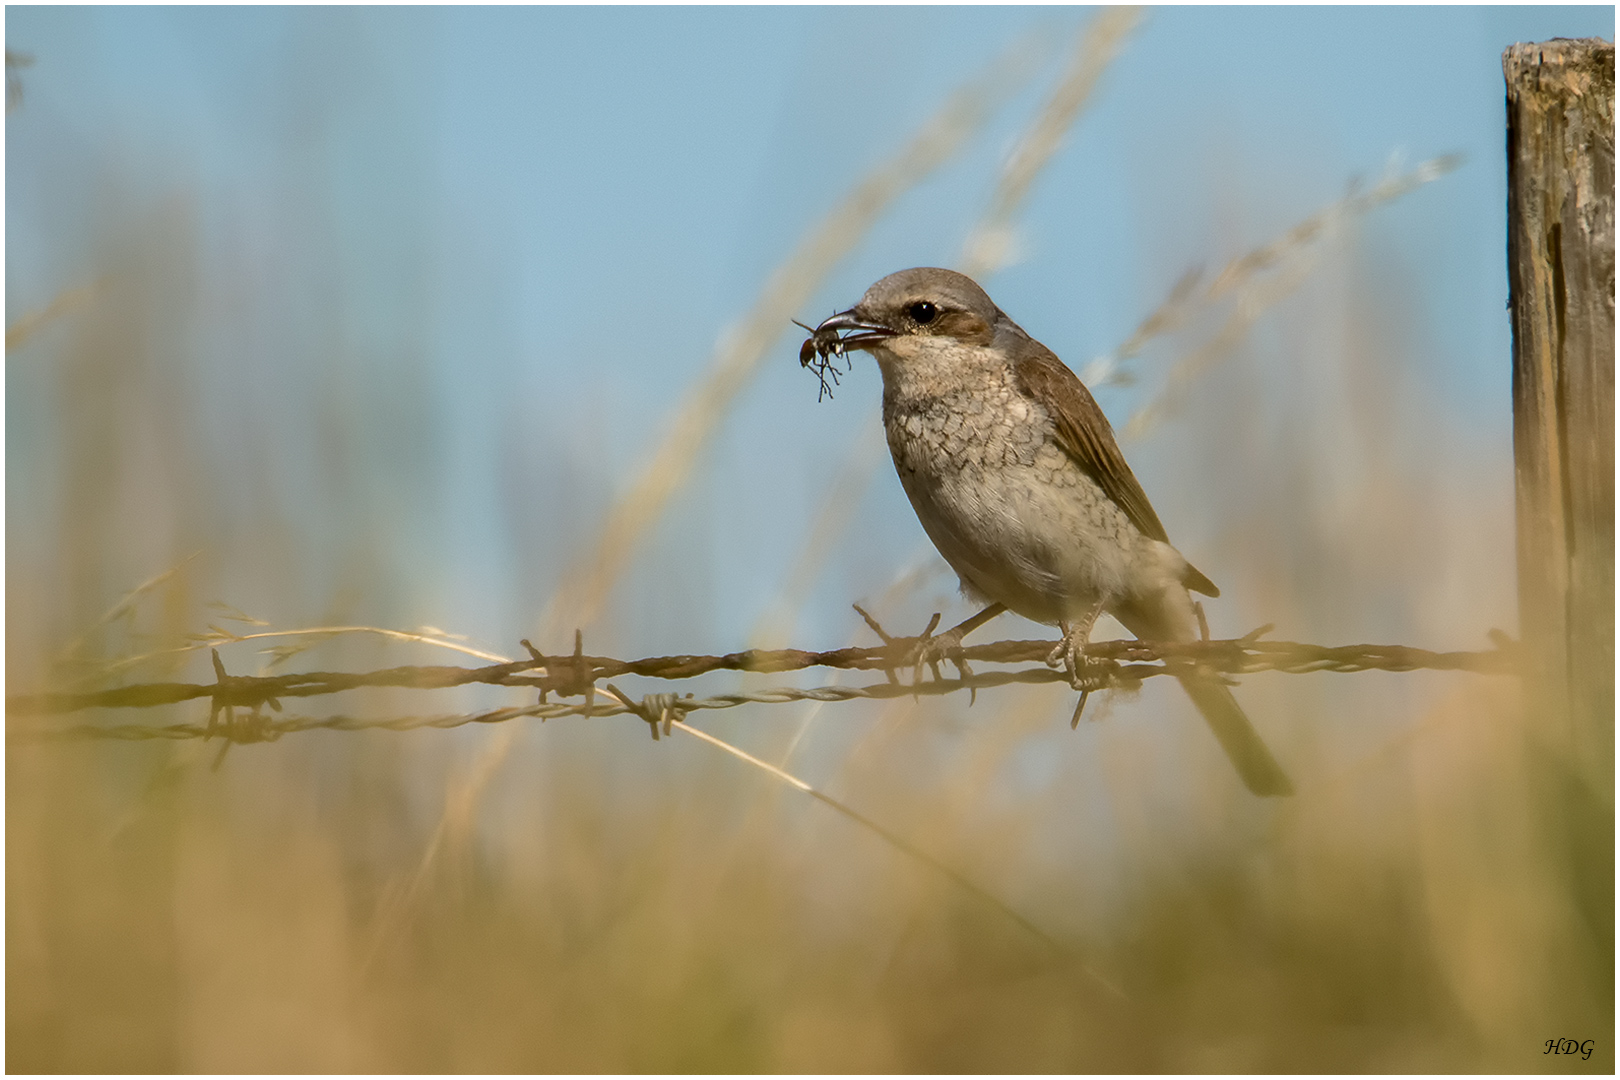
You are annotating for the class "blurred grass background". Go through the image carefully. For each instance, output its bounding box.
[7,6,1614,1072]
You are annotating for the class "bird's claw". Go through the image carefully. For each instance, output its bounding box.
[907,612,976,696]
[853,603,904,685]
[1047,627,1113,725]
[1069,689,1092,729]
[1046,636,1108,690]
[852,603,976,700]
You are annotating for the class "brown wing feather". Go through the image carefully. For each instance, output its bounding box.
[1012,344,1221,597]
[1012,345,1168,541]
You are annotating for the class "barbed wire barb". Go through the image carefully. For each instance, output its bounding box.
[7,630,1519,733]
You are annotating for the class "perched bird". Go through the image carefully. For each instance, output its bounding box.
[806,267,1292,796]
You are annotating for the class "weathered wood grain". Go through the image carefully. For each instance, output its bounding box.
[1505,37,1614,787]
[1505,38,1614,993]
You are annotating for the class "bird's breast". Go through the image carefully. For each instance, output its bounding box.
[882,385,1148,623]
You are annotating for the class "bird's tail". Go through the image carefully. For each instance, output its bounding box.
[1177,674,1294,797]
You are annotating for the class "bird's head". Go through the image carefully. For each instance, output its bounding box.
[811,267,1005,355]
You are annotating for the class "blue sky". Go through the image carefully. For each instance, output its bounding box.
[7,5,1614,660]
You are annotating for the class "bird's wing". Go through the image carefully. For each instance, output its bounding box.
[1012,345,1220,597]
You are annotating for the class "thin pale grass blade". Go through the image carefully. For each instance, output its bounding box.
[206,600,271,626]
[1085,152,1464,393]
[658,707,1124,998]
[1204,152,1464,301]
[92,624,512,681]
[1123,248,1322,440]
[1085,264,1205,384]
[533,29,1056,645]
[959,6,1144,280]
[6,282,100,353]
[53,549,203,665]
[358,640,1101,982]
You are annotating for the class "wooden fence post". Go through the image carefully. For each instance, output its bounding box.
[1504,35,1614,973]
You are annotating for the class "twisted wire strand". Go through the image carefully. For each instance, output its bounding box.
[8,632,1517,745]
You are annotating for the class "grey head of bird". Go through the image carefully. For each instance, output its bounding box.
[809,267,1034,358]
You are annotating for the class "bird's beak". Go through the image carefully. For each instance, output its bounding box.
[813,308,896,351]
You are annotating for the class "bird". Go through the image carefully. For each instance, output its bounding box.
[805,267,1292,796]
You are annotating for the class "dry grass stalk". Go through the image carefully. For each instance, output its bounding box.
[53,548,203,665]
[6,281,100,353]
[959,6,1144,279]
[88,623,512,679]
[595,686,1118,988]
[1083,152,1464,399]
[185,624,1081,973]
[1122,245,1324,440]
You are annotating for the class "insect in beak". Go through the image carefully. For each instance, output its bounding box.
[794,318,846,369]
[793,318,853,401]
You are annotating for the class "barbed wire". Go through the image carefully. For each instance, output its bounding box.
[7,624,1518,746]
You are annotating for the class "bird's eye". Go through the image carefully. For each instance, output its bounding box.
[908,300,938,325]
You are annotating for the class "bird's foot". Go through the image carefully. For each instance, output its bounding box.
[853,604,975,696]
[1046,623,1113,727]
[1046,630,1108,689]
[910,614,975,686]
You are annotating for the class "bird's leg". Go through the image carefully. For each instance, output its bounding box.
[1047,601,1109,726]
[912,602,1006,696]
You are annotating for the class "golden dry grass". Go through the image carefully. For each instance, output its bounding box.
[7,25,1611,1076]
